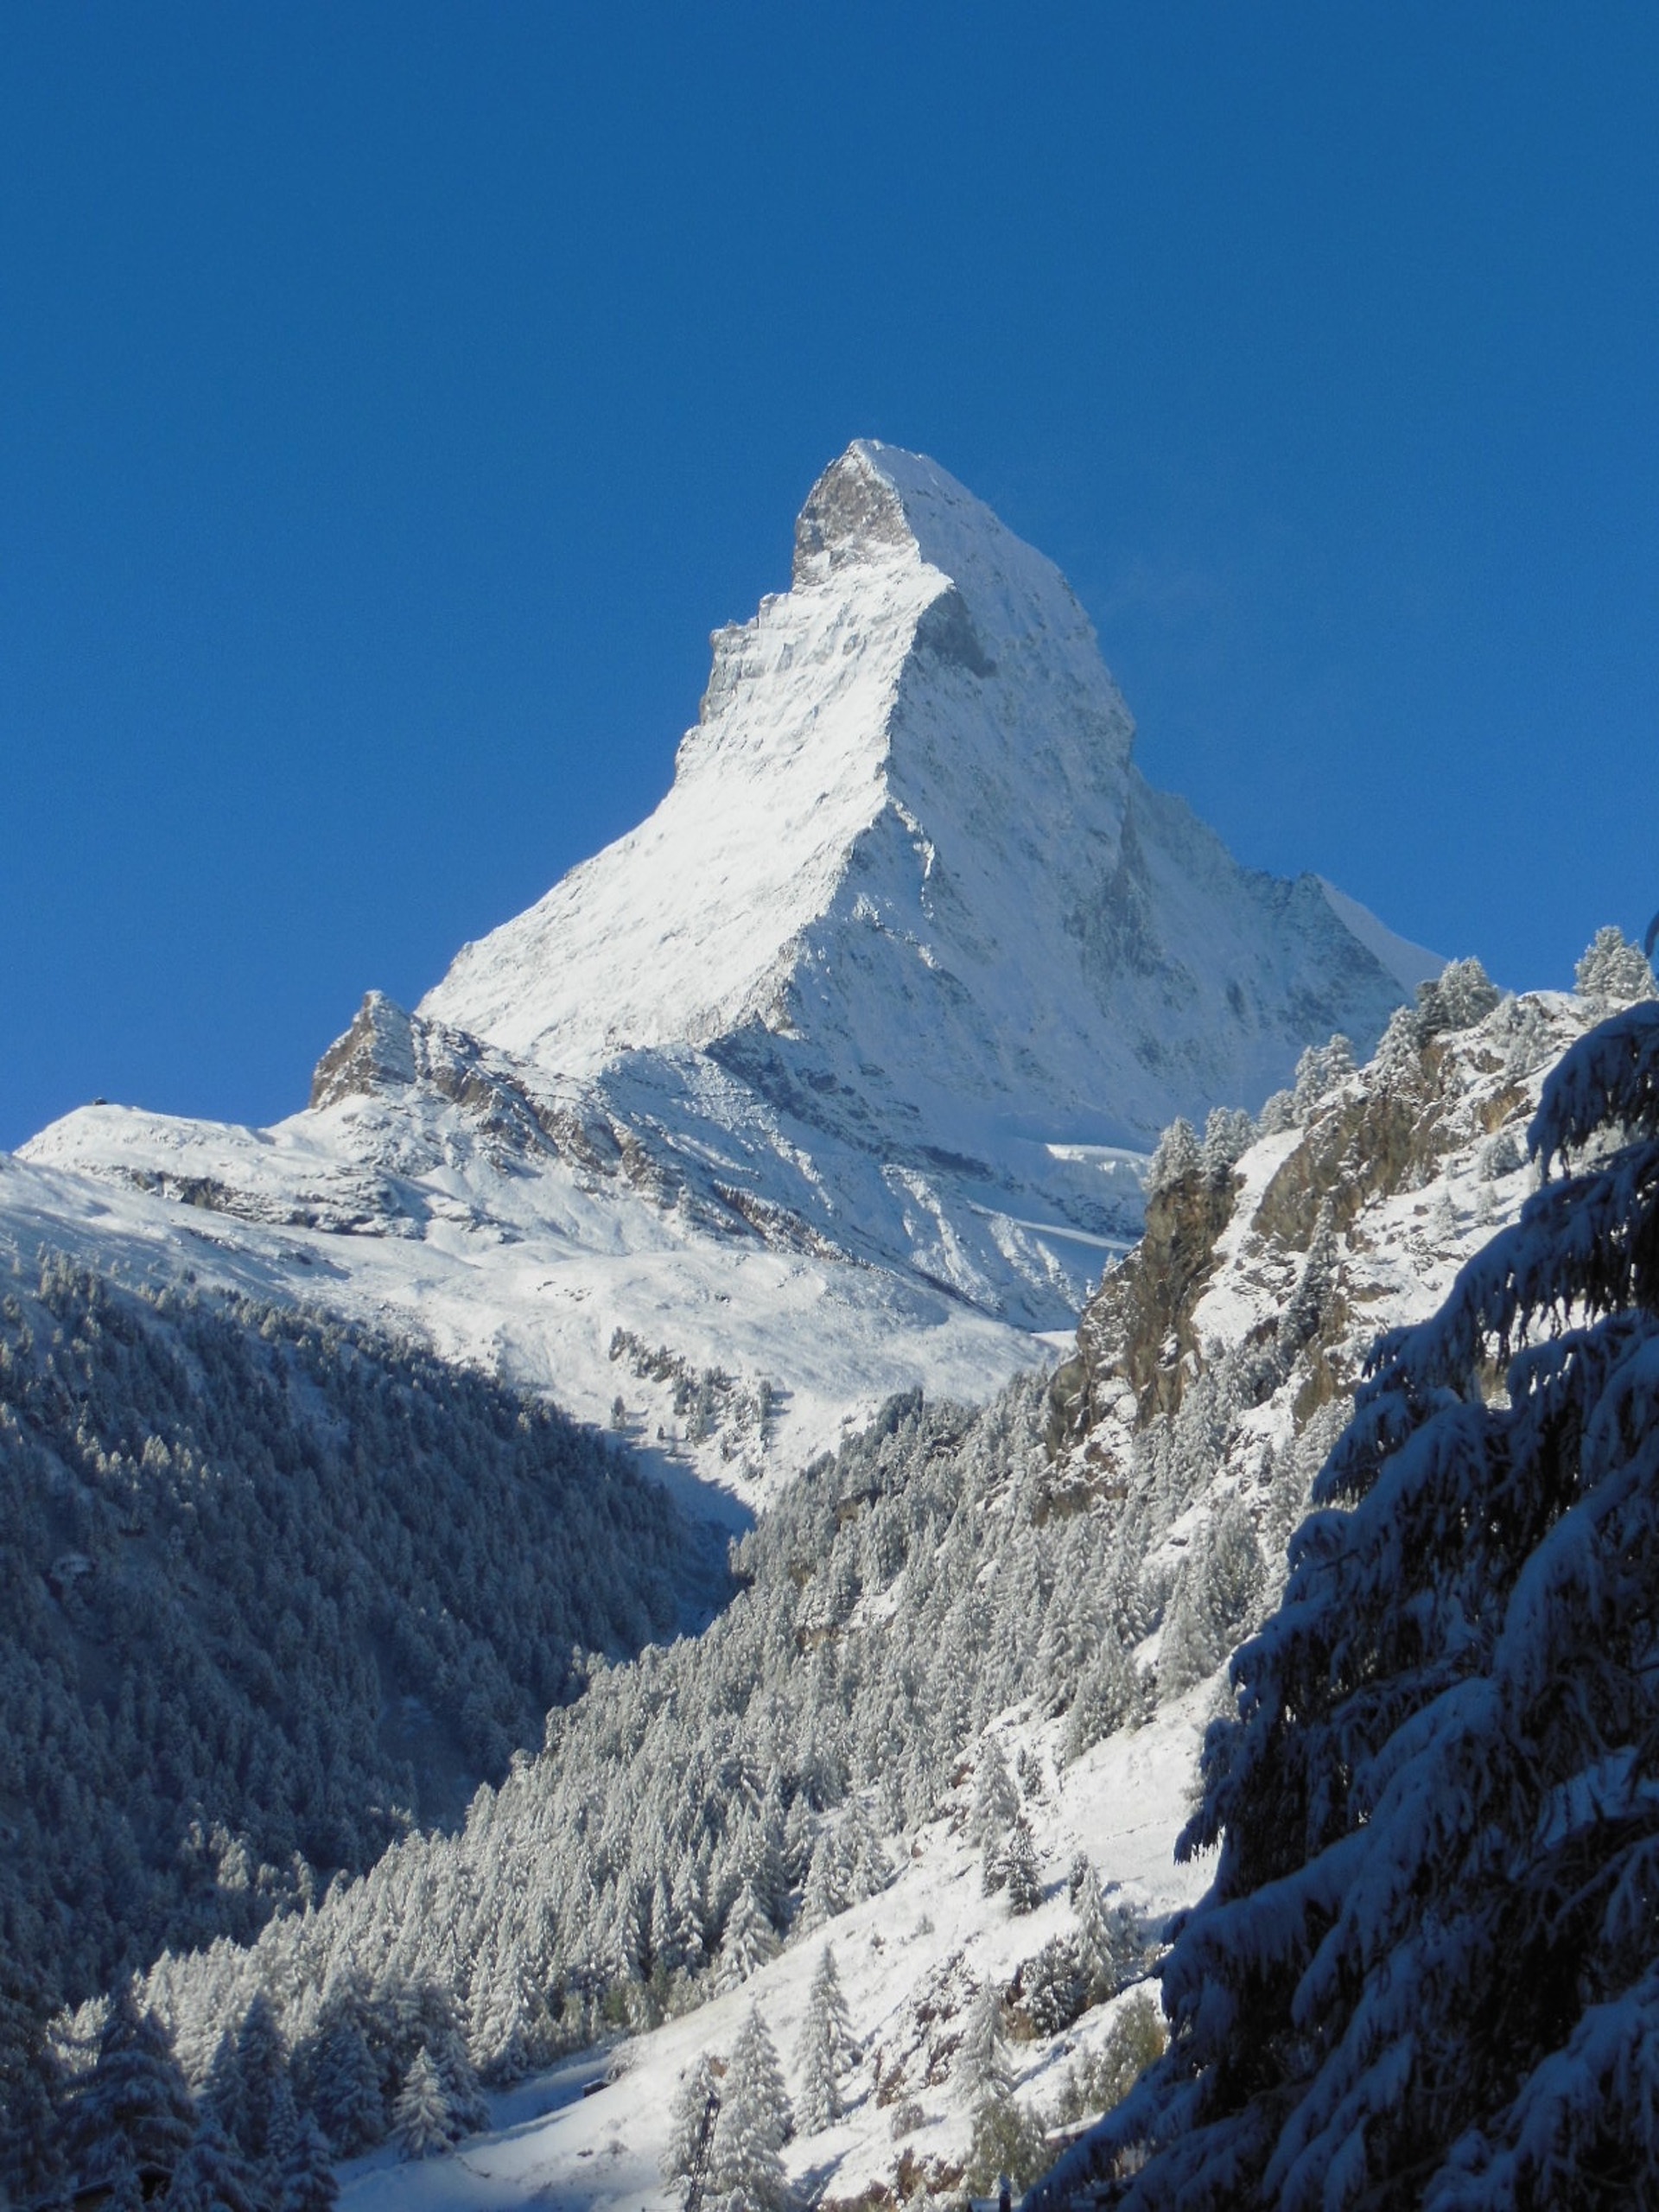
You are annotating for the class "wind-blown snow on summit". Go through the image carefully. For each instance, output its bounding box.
[426,441,1433,1154]
[15,441,1436,1485]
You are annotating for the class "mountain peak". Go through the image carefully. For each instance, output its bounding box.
[420,442,1430,1182]
[790,441,915,582]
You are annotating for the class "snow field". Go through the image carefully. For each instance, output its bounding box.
[335,1692,1216,2212]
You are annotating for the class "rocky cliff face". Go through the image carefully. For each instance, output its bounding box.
[1039,967,1599,1595]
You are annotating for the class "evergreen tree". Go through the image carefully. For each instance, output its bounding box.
[278,2112,340,2212]
[715,1882,779,1991]
[794,1947,857,2133]
[0,1964,66,2207]
[166,2114,261,2212]
[1072,1875,1141,2004]
[795,1830,849,1935]
[1416,956,1503,1036]
[958,1984,1013,2104]
[1003,1817,1041,1916]
[1200,1106,1256,1185]
[391,2046,454,2159]
[969,1734,1019,1846]
[61,1981,196,2188]
[1033,999,1659,2209]
[662,2050,721,2183]
[1147,1118,1201,1198]
[307,2004,382,2154]
[1574,924,1656,1014]
[709,2007,791,2212]
[839,1792,893,1901]
[207,1990,289,2177]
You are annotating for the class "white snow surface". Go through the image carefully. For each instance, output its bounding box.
[332,1695,1213,2212]
[13,440,1435,1492]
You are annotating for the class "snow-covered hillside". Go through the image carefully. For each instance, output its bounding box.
[78,957,1648,2212]
[11,442,1434,1494]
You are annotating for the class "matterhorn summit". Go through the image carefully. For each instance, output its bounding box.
[11,441,1437,1484]
[427,441,1428,1151]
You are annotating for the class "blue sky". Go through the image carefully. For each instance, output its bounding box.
[3,3,1656,1150]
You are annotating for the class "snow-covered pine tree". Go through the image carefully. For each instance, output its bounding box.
[305,2000,383,2154]
[662,2051,722,2183]
[391,2047,454,2160]
[958,1983,1013,2105]
[795,1946,857,2133]
[715,1881,779,1991]
[794,1828,849,1935]
[709,2006,792,2212]
[0,1964,64,2208]
[1033,998,1659,2209]
[164,2114,261,2212]
[206,1990,289,2178]
[1574,923,1656,1014]
[60,1981,197,2189]
[969,1733,1020,1846]
[277,2112,340,2212]
[1072,1874,1141,2005]
[1147,1118,1201,1198]
[1200,1106,1256,1185]
[1004,1817,1041,1916]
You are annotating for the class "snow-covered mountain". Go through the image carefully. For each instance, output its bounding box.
[10,442,1434,1492]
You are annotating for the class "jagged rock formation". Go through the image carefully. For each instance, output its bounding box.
[1039,970,1592,1591]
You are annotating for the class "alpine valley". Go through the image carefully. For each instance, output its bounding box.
[8,442,1649,2212]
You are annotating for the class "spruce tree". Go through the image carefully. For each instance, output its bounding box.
[165,2114,261,2212]
[715,1881,779,1991]
[61,1981,197,2188]
[1003,1817,1041,1916]
[959,1984,1013,2105]
[709,2007,791,2212]
[391,2047,454,2160]
[794,1947,857,2133]
[662,2051,721,2183]
[307,2005,382,2154]
[970,1734,1020,1846]
[796,1830,849,1934]
[277,2111,340,2212]
[1033,1000,1659,2209]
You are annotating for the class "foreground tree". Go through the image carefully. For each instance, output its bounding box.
[795,1946,857,2132]
[1035,998,1659,2209]
[709,2006,792,2212]
[60,1982,196,2190]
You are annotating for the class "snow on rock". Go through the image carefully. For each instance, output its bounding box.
[13,440,1434,1492]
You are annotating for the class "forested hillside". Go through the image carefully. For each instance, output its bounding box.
[12,943,1649,2206]
[1033,989,1659,2208]
[0,1262,710,2012]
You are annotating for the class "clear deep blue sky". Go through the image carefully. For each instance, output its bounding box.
[3,3,1656,1150]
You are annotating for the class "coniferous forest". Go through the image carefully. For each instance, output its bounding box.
[0,1262,708,2011]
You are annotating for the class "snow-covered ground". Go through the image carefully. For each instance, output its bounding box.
[334,1693,1215,2212]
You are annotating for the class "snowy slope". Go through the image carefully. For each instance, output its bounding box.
[330,1705,1213,2212]
[321,979,1605,2212]
[14,441,1435,1490]
[104,968,1640,2212]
